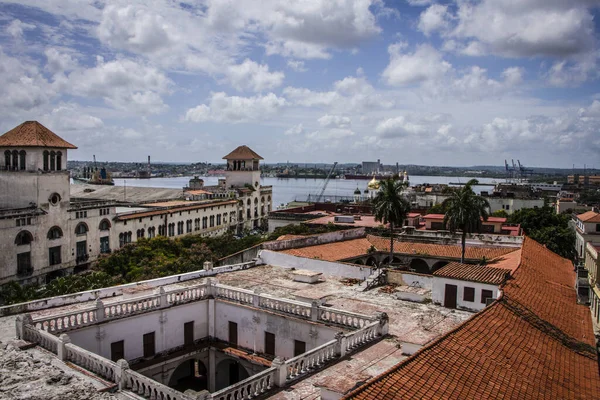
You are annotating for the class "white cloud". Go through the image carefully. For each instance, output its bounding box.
[284,123,305,136]
[579,100,600,118]
[44,47,78,75]
[382,43,451,86]
[306,128,355,140]
[6,19,36,39]
[225,59,285,92]
[448,66,523,101]
[185,92,286,123]
[287,60,307,72]
[318,114,351,129]
[418,4,450,37]
[375,116,428,138]
[546,53,599,87]
[40,104,103,131]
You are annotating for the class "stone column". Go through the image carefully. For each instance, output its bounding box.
[271,357,288,387]
[208,348,216,392]
[310,301,319,322]
[159,287,168,309]
[57,333,71,361]
[377,312,389,336]
[95,298,105,322]
[253,288,261,307]
[335,332,347,358]
[115,359,130,391]
[15,313,33,340]
[203,261,213,271]
[208,299,215,339]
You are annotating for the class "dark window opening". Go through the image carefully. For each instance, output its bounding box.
[184,322,194,346]
[17,252,32,276]
[463,287,475,302]
[111,340,124,362]
[229,321,238,347]
[143,332,155,358]
[294,340,306,357]
[49,246,61,266]
[265,332,275,356]
[481,289,494,304]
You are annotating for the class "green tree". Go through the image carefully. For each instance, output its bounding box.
[373,178,411,266]
[428,203,447,214]
[490,209,509,218]
[443,179,490,263]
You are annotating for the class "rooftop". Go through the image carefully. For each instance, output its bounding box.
[306,214,387,228]
[114,199,237,220]
[71,184,184,203]
[343,237,600,400]
[422,214,507,223]
[433,262,510,285]
[222,145,263,160]
[0,121,77,149]
[577,210,600,223]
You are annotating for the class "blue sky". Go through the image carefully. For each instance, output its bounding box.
[0,0,599,167]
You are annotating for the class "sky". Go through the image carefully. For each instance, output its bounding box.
[0,0,599,168]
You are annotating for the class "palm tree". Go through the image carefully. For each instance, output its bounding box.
[443,179,490,263]
[373,178,411,267]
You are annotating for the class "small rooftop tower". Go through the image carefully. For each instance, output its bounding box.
[0,121,76,209]
[223,145,263,188]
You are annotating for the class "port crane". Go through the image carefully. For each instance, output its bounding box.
[314,162,338,203]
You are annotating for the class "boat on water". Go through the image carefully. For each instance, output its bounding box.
[73,166,114,185]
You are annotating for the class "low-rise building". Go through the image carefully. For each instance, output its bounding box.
[585,242,600,325]
[571,210,600,259]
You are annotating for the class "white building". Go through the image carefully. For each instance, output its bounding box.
[432,262,510,312]
[572,210,600,259]
[0,122,272,285]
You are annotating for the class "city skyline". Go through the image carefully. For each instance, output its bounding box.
[0,1,599,167]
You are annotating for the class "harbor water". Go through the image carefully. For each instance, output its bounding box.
[109,176,498,209]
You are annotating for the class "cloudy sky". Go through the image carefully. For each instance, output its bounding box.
[1,0,599,167]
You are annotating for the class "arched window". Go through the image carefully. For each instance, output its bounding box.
[261,196,265,203]
[56,151,62,171]
[50,151,56,171]
[12,150,18,170]
[254,198,258,204]
[119,233,125,247]
[99,219,111,231]
[247,198,251,206]
[47,226,63,239]
[43,151,49,171]
[4,150,10,169]
[75,222,88,235]
[127,231,132,242]
[15,231,33,245]
[19,150,26,170]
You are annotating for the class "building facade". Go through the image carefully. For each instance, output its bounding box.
[0,122,272,286]
[571,210,600,259]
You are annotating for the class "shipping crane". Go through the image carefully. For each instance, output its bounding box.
[315,162,338,203]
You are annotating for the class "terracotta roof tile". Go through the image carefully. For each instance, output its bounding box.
[0,121,77,149]
[433,262,510,285]
[222,145,263,160]
[576,210,600,223]
[343,237,600,400]
[281,238,374,261]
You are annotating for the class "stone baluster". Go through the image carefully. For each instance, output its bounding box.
[57,333,71,361]
[15,313,33,340]
[271,357,287,387]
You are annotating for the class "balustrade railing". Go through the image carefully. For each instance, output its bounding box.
[103,294,162,319]
[23,324,59,354]
[34,306,97,333]
[123,369,191,400]
[258,295,312,318]
[215,285,254,305]
[343,322,379,352]
[318,308,376,329]
[285,339,338,381]
[165,285,208,306]
[65,343,117,381]
[212,367,277,400]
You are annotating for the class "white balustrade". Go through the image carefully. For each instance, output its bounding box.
[344,322,379,352]
[23,324,59,354]
[124,369,191,400]
[318,308,375,329]
[34,307,97,333]
[212,367,277,400]
[214,285,255,305]
[258,295,312,318]
[165,285,207,305]
[65,343,117,381]
[103,294,161,319]
[284,340,338,381]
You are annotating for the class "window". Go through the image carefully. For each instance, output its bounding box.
[209,216,214,227]
[463,287,475,302]
[229,321,238,347]
[148,227,155,239]
[75,222,88,235]
[137,229,145,239]
[56,152,62,170]
[294,340,306,357]
[99,219,111,231]
[4,150,10,169]
[50,151,56,171]
[596,224,600,232]
[264,332,275,356]
[47,226,63,239]
[186,219,192,233]
[431,221,445,230]
[184,321,194,346]
[43,151,49,171]
[12,150,18,170]
[19,150,26,170]
[202,217,207,229]
[217,214,221,225]
[481,289,494,304]
[49,193,61,205]
[49,246,61,265]
[17,252,32,276]
[168,223,175,237]
[76,240,87,262]
[100,237,110,254]
[177,221,184,235]
[15,231,33,246]
[143,332,155,358]
[111,340,124,362]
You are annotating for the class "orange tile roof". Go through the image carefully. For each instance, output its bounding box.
[306,215,387,228]
[577,210,600,223]
[280,235,518,263]
[116,200,236,221]
[485,249,521,272]
[423,213,445,220]
[343,237,600,400]
[433,262,510,285]
[423,214,506,223]
[0,121,77,149]
[222,145,263,160]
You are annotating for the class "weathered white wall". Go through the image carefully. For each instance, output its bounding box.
[388,271,432,290]
[262,228,365,252]
[432,277,499,312]
[67,301,210,361]
[259,250,373,280]
[213,301,341,359]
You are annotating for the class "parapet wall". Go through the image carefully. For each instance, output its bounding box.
[262,228,366,252]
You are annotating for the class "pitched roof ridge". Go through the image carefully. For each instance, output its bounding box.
[342,301,502,400]
[501,295,597,359]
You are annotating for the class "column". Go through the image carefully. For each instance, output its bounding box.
[208,347,216,392]
[57,333,71,361]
